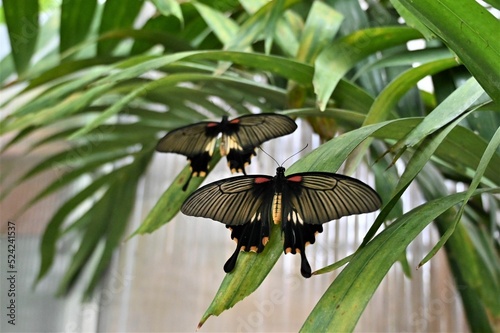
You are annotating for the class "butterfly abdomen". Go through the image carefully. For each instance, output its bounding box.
[271,193,282,224]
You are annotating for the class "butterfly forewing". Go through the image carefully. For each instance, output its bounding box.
[233,114,298,149]
[286,173,382,224]
[156,122,217,156]
[181,175,274,226]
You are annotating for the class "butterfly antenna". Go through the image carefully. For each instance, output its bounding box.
[258,146,280,167]
[281,144,309,166]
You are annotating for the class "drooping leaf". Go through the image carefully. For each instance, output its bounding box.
[60,0,98,55]
[3,0,39,74]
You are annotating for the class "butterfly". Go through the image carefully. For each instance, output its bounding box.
[156,113,297,190]
[181,166,382,278]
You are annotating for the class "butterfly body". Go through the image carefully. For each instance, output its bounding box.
[156,114,297,190]
[181,166,382,278]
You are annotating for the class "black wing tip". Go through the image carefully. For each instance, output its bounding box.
[224,247,240,273]
[300,248,312,278]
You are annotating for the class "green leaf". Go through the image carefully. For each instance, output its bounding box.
[56,186,114,294]
[362,110,474,246]
[131,151,222,236]
[0,54,15,83]
[300,188,499,332]
[296,1,343,64]
[3,0,39,74]
[82,157,148,298]
[314,26,423,110]
[365,57,460,125]
[344,57,460,174]
[390,0,435,39]
[193,2,239,45]
[198,224,283,328]
[60,0,98,55]
[399,77,487,148]
[419,125,500,268]
[97,0,144,55]
[394,0,500,104]
[35,175,112,283]
[151,0,183,25]
[225,0,300,51]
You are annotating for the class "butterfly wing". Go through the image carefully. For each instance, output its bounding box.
[181,175,275,272]
[233,113,298,148]
[156,121,221,190]
[222,114,297,173]
[285,172,382,223]
[281,172,382,277]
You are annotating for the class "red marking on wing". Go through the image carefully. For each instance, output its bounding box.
[206,122,219,127]
[230,119,240,124]
[255,177,271,184]
[287,175,303,182]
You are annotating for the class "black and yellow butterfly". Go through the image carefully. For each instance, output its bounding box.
[181,166,382,278]
[156,113,297,190]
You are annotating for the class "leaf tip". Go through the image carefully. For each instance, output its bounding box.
[197,315,210,330]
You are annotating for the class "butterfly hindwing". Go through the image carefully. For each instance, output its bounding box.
[279,172,381,277]
[182,175,276,273]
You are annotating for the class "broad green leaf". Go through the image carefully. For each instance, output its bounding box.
[0,54,15,83]
[60,0,98,55]
[97,0,144,55]
[193,3,239,45]
[314,26,423,110]
[3,0,39,74]
[283,108,366,128]
[390,0,435,39]
[394,0,500,104]
[300,188,499,332]
[224,0,300,51]
[239,0,268,13]
[273,9,301,57]
[151,0,183,25]
[261,0,284,54]
[296,1,343,64]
